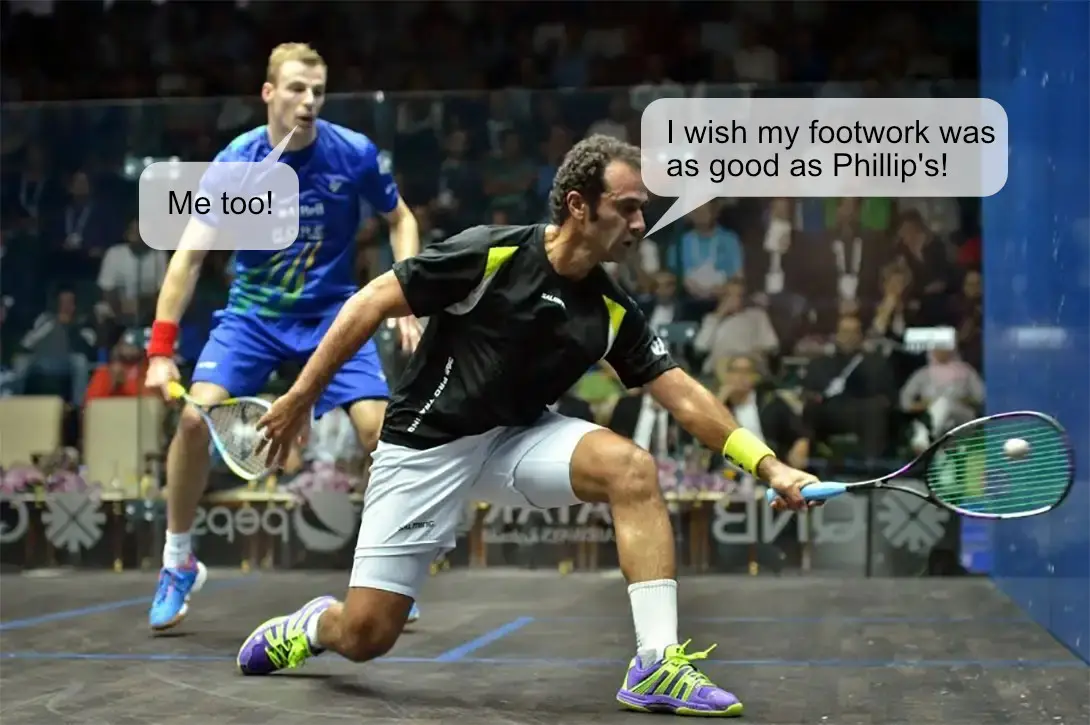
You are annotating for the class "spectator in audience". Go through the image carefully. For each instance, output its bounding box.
[892,208,956,325]
[83,332,151,403]
[535,125,572,219]
[671,201,744,313]
[483,129,536,222]
[549,23,590,88]
[50,170,115,283]
[870,262,919,344]
[756,198,793,295]
[527,95,566,148]
[900,340,984,454]
[719,354,810,470]
[732,22,780,83]
[786,26,827,84]
[802,313,896,460]
[753,199,820,351]
[434,128,483,233]
[952,269,983,371]
[870,261,924,386]
[394,71,444,176]
[643,271,683,329]
[629,55,686,111]
[694,278,779,377]
[6,143,59,222]
[671,26,714,85]
[0,212,43,332]
[484,91,524,155]
[412,205,446,248]
[96,219,168,328]
[897,196,962,242]
[803,197,886,334]
[586,93,634,142]
[11,289,94,405]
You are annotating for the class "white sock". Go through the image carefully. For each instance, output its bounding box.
[305,610,324,650]
[628,579,679,663]
[163,531,192,569]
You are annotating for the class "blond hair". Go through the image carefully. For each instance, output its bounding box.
[266,43,325,84]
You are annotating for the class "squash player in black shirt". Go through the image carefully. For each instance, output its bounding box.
[240,135,818,717]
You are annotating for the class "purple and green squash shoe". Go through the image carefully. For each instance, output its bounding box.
[237,596,335,675]
[616,641,743,717]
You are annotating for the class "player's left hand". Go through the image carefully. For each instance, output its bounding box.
[762,459,822,512]
[395,316,422,354]
[255,389,313,469]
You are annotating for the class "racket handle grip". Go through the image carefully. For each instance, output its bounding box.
[166,381,187,400]
[765,481,849,505]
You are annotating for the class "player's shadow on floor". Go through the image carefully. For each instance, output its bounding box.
[323,678,413,699]
[149,631,196,639]
[279,671,342,681]
[323,677,583,715]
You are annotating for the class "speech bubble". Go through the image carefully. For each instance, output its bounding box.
[641,97,1009,237]
[139,128,302,251]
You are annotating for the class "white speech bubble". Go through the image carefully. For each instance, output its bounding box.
[641,97,1009,237]
[139,128,302,251]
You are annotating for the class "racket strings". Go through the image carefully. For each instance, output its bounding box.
[208,401,273,478]
[926,415,1073,516]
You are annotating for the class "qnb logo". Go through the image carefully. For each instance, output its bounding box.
[876,492,950,553]
[41,493,107,554]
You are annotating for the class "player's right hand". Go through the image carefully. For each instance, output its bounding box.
[395,316,423,354]
[762,458,821,512]
[145,356,181,401]
[255,389,314,470]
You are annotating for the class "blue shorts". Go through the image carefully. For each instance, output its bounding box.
[191,311,389,418]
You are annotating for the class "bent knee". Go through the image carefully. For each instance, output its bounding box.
[610,444,659,501]
[339,600,410,662]
[356,426,381,456]
[576,432,659,504]
[175,406,211,441]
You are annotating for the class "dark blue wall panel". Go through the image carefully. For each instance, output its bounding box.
[981,1,1090,662]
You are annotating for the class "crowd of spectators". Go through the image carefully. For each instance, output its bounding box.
[0,0,985,490]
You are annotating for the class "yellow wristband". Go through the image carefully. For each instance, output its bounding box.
[722,429,776,476]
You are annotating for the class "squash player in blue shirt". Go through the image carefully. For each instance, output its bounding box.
[144,43,424,631]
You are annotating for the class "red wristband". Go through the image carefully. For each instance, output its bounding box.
[147,320,178,358]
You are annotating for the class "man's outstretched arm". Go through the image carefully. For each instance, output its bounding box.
[645,368,816,509]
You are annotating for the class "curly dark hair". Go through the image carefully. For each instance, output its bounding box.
[548,134,641,224]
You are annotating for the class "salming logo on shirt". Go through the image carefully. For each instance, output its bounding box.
[541,293,566,309]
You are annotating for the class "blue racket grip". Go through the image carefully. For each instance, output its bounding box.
[765,482,849,505]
